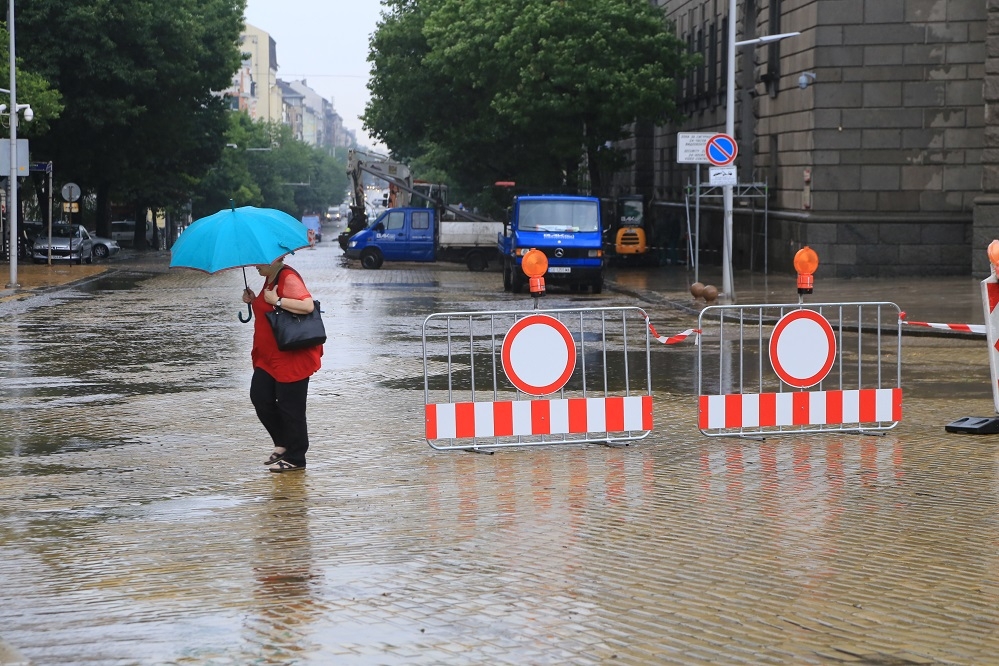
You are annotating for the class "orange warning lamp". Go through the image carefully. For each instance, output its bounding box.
[989,240,999,274]
[522,248,548,297]
[793,246,819,295]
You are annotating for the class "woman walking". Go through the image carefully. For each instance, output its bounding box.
[241,257,323,472]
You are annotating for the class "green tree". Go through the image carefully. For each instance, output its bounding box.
[190,112,350,222]
[364,0,693,196]
[16,0,245,241]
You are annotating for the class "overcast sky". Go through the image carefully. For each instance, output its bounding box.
[243,0,384,149]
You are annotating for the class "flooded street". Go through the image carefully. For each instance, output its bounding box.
[2,245,999,664]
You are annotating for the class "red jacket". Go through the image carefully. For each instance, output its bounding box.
[250,266,323,382]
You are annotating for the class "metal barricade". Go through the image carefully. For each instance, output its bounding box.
[423,306,653,451]
[697,301,902,437]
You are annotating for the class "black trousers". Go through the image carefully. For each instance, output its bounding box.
[250,367,311,466]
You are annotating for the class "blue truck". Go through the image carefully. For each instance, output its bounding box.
[498,195,605,293]
[343,207,503,271]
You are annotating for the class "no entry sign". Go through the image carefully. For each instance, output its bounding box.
[501,315,577,396]
[769,309,836,388]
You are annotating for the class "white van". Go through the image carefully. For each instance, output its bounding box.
[110,220,153,247]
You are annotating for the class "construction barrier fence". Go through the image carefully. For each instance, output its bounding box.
[697,301,902,437]
[423,306,653,451]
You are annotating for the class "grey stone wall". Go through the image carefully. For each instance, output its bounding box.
[973,0,999,275]
[634,0,988,276]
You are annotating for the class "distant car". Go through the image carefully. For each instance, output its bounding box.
[32,224,94,264]
[89,233,121,260]
[110,220,153,247]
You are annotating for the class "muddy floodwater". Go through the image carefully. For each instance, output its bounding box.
[2,248,999,664]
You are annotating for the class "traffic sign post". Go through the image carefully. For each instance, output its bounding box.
[676,132,713,164]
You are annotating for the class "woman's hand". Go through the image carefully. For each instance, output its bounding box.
[242,287,255,304]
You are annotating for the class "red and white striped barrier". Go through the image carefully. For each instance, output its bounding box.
[981,271,999,411]
[699,388,902,430]
[898,311,984,335]
[427,395,653,440]
[643,313,700,345]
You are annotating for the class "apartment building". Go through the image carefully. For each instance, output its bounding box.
[614,1,987,276]
[227,25,354,154]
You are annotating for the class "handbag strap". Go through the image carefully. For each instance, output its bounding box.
[271,265,306,303]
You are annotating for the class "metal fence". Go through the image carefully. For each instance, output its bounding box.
[423,306,653,451]
[697,301,902,437]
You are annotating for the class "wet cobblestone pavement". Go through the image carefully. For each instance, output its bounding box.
[2,245,999,664]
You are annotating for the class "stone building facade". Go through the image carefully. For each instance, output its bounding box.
[615,0,989,276]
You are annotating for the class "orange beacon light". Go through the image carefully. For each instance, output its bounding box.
[522,249,548,298]
[988,239,999,274]
[793,246,819,295]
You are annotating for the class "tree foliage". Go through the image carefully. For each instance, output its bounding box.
[364,0,693,196]
[190,112,349,222]
[0,26,63,138]
[15,0,246,235]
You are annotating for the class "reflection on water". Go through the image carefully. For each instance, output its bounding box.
[700,435,904,585]
[245,474,322,662]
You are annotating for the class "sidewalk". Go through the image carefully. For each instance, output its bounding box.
[0,261,110,303]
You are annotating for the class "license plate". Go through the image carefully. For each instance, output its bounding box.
[547,267,571,273]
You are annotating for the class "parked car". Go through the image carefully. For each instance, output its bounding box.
[110,220,153,247]
[32,224,94,264]
[89,233,120,259]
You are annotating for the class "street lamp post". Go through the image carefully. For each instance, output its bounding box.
[721,0,799,300]
[3,0,34,288]
[6,0,16,288]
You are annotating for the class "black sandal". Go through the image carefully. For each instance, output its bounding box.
[269,460,305,473]
[264,451,286,466]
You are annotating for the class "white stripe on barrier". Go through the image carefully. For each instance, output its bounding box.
[512,400,532,436]
[436,403,456,439]
[587,397,606,432]
[474,401,494,437]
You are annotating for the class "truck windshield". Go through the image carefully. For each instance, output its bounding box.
[519,200,599,233]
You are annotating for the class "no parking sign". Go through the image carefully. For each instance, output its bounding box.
[705,133,737,167]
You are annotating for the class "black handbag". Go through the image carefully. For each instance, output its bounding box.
[266,301,327,351]
[263,267,327,351]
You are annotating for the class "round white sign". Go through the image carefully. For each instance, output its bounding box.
[501,315,576,395]
[769,309,836,388]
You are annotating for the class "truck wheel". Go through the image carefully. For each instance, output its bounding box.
[511,273,525,294]
[502,260,513,291]
[591,279,603,294]
[466,251,487,272]
[360,248,383,269]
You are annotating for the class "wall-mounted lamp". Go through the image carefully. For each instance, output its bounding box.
[798,72,817,90]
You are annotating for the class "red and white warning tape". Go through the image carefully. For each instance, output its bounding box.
[643,312,700,345]
[898,311,985,335]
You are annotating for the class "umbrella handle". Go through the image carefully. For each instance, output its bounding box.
[239,266,253,323]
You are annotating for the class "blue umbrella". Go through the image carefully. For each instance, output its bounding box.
[170,204,310,322]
